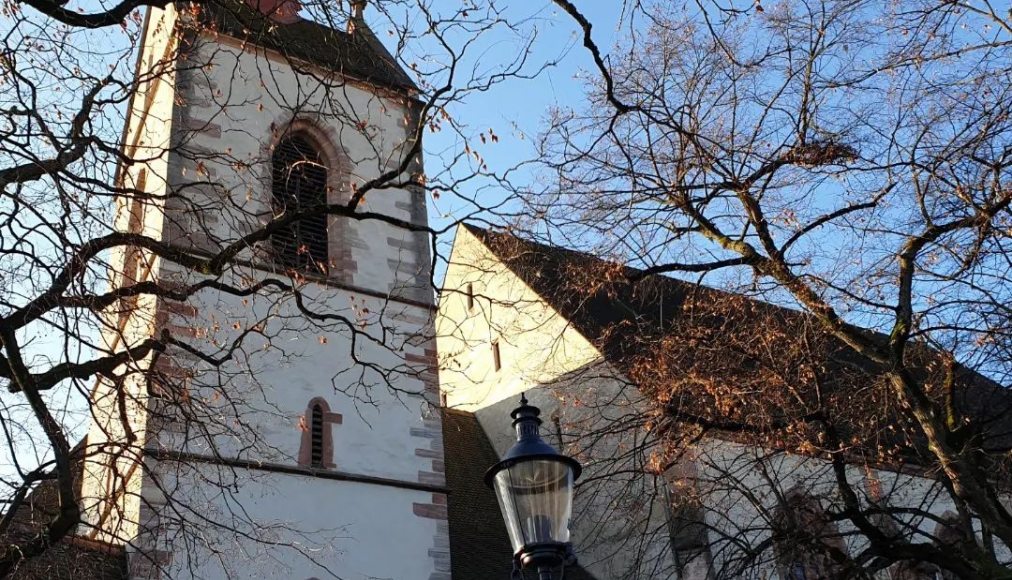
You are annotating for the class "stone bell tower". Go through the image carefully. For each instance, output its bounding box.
[79,1,447,578]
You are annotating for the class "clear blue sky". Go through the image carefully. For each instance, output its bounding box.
[412,2,624,264]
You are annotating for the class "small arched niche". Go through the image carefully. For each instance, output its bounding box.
[298,397,342,469]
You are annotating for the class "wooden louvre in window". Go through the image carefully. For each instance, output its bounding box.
[271,135,329,272]
[310,402,325,468]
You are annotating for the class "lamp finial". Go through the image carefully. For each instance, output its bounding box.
[347,0,367,33]
[351,0,366,20]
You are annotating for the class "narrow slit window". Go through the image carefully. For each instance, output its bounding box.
[491,340,502,372]
[466,283,475,311]
[310,403,325,468]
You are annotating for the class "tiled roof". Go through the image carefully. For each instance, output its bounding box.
[3,537,127,580]
[442,409,598,580]
[200,0,417,92]
[461,224,1012,463]
[0,441,127,579]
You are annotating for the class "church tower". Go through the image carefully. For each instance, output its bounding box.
[79,1,447,578]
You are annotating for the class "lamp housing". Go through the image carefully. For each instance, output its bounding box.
[485,394,582,572]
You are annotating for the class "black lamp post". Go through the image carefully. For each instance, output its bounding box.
[485,394,582,580]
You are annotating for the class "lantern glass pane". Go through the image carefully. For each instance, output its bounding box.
[493,459,574,553]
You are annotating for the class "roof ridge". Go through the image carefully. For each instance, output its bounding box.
[200,0,417,92]
[462,222,648,280]
[460,222,877,337]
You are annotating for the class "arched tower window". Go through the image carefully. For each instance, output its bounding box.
[664,458,714,578]
[310,402,325,468]
[772,491,844,579]
[930,512,966,580]
[271,135,329,272]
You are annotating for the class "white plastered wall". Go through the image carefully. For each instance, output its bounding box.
[437,226,675,579]
[80,3,180,545]
[437,226,602,411]
[153,464,442,580]
[152,263,436,480]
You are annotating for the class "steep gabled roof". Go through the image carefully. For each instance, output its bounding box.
[442,409,598,580]
[460,224,1012,465]
[200,0,417,93]
[461,223,696,361]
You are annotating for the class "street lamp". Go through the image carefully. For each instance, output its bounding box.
[485,393,582,580]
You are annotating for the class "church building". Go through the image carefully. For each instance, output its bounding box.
[6,0,1010,578]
